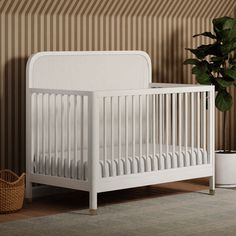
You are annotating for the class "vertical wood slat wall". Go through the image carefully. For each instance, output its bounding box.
[0,0,235,174]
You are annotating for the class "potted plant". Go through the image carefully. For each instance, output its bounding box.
[184,16,236,187]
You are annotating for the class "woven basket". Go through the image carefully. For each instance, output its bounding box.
[0,169,25,213]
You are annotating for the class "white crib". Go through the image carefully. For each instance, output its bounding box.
[25,51,215,214]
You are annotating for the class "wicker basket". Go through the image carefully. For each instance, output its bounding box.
[0,169,25,213]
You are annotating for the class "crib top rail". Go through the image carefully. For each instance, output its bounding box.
[151,82,213,88]
[29,88,91,96]
[29,83,214,98]
[93,84,214,97]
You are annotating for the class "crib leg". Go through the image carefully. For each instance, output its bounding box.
[209,175,215,195]
[89,191,97,215]
[25,174,33,202]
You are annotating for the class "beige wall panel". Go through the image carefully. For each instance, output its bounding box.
[0,0,235,173]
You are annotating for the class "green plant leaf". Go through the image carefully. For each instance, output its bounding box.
[184,16,236,112]
[215,90,233,112]
[211,56,225,62]
[225,68,236,80]
[227,27,236,43]
[192,61,210,74]
[223,20,236,43]
[221,41,236,54]
[192,66,200,74]
[213,16,236,49]
[213,16,233,29]
[216,78,234,88]
[186,43,222,59]
[196,73,212,85]
[210,56,225,68]
[183,58,200,65]
[192,66,212,84]
[186,48,205,59]
[223,17,236,30]
[193,32,217,39]
[213,16,234,35]
[222,25,236,45]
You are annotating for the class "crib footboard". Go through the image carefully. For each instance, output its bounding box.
[26,84,215,212]
[26,89,96,199]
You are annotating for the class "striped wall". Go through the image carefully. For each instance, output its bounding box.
[0,0,236,174]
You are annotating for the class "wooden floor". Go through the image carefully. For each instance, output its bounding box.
[0,178,209,223]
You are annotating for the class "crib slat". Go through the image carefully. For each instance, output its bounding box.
[103,97,107,176]
[197,92,200,164]
[191,92,194,165]
[146,95,149,163]
[74,95,77,179]
[42,94,45,174]
[118,96,121,175]
[159,94,163,170]
[36,94,39,174]
[132,95,135,171]
[166,94,169,167]
[185,93,188,166]
[172,94,176,166]
[125,96,129,174]
[111,97,114,176]
[61,95,64,177]
[139,95,142,160]
[48,94,51,175]
[139,95,143,159]
[67,95,70,178]
[31,94,34,173]
[54,94,57,176]
[178,93,182,167]
[152,94,156,158]
[203,92,206,152]
[80,96,84,180]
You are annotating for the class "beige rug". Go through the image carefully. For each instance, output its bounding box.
[1,188,236,236]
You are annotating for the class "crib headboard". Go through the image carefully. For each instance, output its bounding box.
[26,51,151,90]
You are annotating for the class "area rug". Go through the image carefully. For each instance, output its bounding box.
[1,188,236,236]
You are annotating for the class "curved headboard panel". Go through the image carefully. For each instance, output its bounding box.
[26,51,151,91]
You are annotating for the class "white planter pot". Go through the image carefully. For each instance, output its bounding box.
[216,151,236,187]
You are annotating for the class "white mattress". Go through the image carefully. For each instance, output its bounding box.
[33,144,208,180]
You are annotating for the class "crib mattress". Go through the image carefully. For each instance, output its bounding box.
[33,144,208,180]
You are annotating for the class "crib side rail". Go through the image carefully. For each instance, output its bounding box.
[26,85,215,183]
[94,85,215,178]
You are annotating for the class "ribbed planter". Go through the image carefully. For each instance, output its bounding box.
[216,152,236,187]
